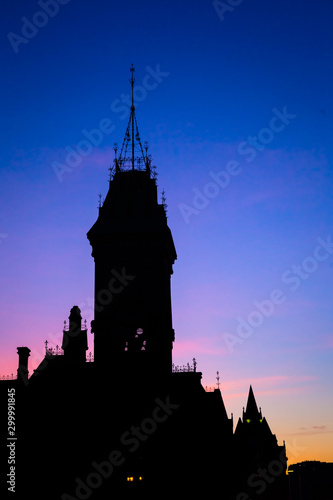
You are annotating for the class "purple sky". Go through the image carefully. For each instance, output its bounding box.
[1,0,333,463]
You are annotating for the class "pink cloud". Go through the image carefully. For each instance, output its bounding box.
[173,337,227,358]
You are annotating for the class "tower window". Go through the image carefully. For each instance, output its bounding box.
[125,328,146,352]
[135,327,143,337]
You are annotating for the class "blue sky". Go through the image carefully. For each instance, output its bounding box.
[1,0,333,462]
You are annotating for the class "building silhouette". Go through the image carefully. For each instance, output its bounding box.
[0,67,288,499]
[288,461,333,500]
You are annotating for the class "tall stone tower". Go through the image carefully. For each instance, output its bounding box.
[87,65,177,382]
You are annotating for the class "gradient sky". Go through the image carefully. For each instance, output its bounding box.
[1,0,333,464]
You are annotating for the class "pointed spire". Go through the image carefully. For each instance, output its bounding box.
[245,385,260,418]
[115,65,152,175]
[129,63,135,170]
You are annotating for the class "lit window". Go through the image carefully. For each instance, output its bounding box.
[246,419,251,423]
[126,476,134,482]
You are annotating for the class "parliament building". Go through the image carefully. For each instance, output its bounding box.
[0,68,288,500]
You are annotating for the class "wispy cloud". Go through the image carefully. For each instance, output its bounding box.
[288,426,332,437]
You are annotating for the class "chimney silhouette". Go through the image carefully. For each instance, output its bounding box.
[17,347,31,385]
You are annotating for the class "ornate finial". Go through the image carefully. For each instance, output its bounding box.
[98,193,103,208]
[44,340,48,353]
[129,63,135,90]
[162,189,168,216]
[192,358,197,372]
[151,164,158,181]
[216,370,220,389]
[129,63,135,110]
[113,142,120,175]
[108,165,113,182]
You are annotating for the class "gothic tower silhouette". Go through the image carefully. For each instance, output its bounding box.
[87,65,176,382]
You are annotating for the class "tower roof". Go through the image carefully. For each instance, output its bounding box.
[245,385,260,418]
[87,65,174,250]
[112,64,153,177]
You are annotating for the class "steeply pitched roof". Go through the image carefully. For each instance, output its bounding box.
[245,385,260,418]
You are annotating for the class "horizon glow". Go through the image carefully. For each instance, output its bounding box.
[1,0,333,465]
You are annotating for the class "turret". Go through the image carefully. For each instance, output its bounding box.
[62,306,88,365]
[234,386,288,498]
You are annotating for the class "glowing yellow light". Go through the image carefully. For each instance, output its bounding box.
[127,476,134,482]
[246,419,251,423]
[139,476,143,481]
[259,419,263,423]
